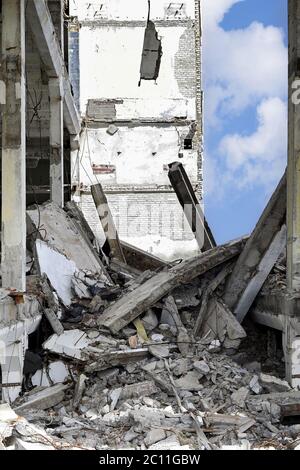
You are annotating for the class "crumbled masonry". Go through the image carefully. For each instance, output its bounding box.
[0,194,298,451]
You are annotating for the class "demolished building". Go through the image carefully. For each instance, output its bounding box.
[0,0,80,403]
[68,0,203,260]
[0,0,300,452]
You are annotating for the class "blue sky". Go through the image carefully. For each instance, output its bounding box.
[203,0,288,243]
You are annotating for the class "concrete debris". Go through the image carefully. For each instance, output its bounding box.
[149,343,170,359]
[14,384,69,412]
[224,173,286,323]
[28,202,110,280]
[199,296,247,351]
[144,428,167,447]
[35,239,78,306]
[249,375,263,395]
[4,200,298,450]
[73,374,88,409]
[32,361,70,388]
[148,435,191,451]
[106,124,119,136]
[161,295,183,328]
[231,387,249,408]
[141,309,159,331]
[98,237,248,333]
[44,308,64,336]
[174,371,203,391]
[259,373,291,393]
[193,360,210,375]
[43,329,90,360]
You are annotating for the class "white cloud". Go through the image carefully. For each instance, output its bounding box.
[202,0,287,120]
[219,97,287,189]
[202,0,287,193]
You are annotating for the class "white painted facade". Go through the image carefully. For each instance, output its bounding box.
[70,0,202,260]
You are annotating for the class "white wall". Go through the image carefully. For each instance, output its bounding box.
[70,0,196,22]
[78,25,196,117]
[78,126,198,187]
[70,0,202,259]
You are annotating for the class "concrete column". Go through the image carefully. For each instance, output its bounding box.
[49,77,64,207]
[1,0,26,292]
[285,0,300,387]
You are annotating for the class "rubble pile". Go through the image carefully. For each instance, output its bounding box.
[3,337,300,450]
[0,192,298,451]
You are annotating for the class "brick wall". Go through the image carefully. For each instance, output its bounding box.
[80,191,196,250]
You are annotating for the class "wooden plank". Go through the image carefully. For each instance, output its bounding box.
[98,237,247,333]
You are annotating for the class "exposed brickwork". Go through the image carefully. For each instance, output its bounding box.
[80,192,195,245]
[174,26,197,99]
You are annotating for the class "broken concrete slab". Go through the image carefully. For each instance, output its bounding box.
[14,384,69,412]
[27,202,110,283]
[71,272,93,300]
[203,413,255,433]
[121,381,158,400]
[141,309,159,331]
[36,240,77,306]
[249,375,263,395]
[198,296,247,351]
[231,387,249,408]
[32,361,70,388]
[145,428,166,447]
[174,371,202,391]
[148,343,170,359]
[84,348,149,373]
[177,327,192,357]
[98,237,248,333]
[193,361,210,375]
[40,275,61,314]
[161,295,183,328]
[120,240,170,272]
[73,374,88,409]
[44,308,64,336]
[0,404,19,441]
[234,225,287,323]
[43,329,90,360]
[91,183,127,263]
[148,435,191,451]
[194,262,235,336]
[168,161,216,252]
[13,438,55,450]
[259,373,291,393]
[109,388,122,411]
[224,172,286,322]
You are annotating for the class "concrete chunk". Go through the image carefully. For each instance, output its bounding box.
[145,428,166,447]
[98,237,247,333]
[259,373,291,393]
[174,371,202,391]
[14,384,68,412]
